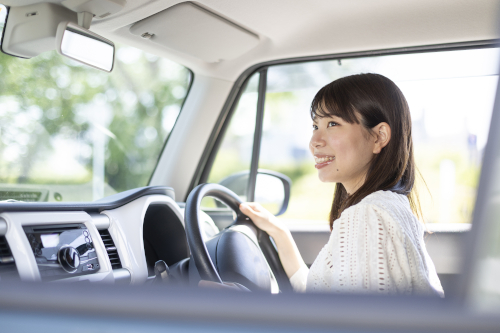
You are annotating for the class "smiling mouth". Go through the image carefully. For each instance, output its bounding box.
[314,156,335,169]
[314,156,335,163]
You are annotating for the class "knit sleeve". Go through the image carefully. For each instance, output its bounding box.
[308,202,413,294]
[289,263,309,292]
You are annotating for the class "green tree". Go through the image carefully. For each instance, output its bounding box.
[0,45,190,197]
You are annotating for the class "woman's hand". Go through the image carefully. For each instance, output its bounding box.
[239,202,285,238]
[239,202,307,279]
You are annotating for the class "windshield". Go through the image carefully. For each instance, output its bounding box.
[0,5,192,202]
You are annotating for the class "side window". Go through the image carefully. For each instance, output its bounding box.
[260,48,499,226]
[201,73,260,208]
[204,47,499,227]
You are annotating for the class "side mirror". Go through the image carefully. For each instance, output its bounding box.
[218,169,291,216]
[56,21,114,72]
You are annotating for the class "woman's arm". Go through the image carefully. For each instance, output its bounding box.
[239,203,308,279]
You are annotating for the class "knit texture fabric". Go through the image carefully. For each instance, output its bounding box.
[290,190,444,297]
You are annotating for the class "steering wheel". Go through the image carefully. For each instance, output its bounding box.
[185,183,292,292]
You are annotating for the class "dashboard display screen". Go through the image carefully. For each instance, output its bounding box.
[40,234,60,248]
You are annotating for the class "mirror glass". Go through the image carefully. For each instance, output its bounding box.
[254,173,286,215]
[218,171,249,201]
[216,171,287,215]
[59,22,114,72]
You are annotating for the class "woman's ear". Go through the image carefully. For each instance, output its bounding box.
[373,122,391,154]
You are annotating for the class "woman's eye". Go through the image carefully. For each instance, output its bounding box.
[328,121,338,127]
[312,124,318,130]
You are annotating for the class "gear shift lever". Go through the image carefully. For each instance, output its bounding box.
[154,260,170,283]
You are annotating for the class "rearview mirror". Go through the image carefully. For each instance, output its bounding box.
[56,21,114,72]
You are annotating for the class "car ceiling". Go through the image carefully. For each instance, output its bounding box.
[3,0,500,80]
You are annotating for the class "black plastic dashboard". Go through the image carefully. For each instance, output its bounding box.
[0,186,175,212]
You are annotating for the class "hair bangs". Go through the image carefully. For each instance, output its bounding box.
[310,80,360,124]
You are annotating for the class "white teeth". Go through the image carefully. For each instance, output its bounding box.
[315,156,335,163]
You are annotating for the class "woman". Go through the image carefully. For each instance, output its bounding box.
[240,73,444,296]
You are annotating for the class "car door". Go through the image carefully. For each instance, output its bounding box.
[195,42,500,297]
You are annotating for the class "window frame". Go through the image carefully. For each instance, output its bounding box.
[147,68,194,185]
[188,39,500,202]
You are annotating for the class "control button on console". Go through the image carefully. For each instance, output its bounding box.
[58,247,81,273]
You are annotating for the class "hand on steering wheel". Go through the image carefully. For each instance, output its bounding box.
[239,202,286,237]
[184,183,292,292]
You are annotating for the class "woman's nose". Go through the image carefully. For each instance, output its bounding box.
[310,132,326,149]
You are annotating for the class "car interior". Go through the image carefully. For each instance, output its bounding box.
[1,0,500,331]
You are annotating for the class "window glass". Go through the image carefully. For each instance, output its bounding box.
[0,6,191,202]
[260,48,499,226]
[202,73,259,208]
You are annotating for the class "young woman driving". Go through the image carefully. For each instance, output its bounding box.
[239,73,444,296]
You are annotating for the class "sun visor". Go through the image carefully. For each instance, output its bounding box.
[129,2,259,63]
[1,3,77,58]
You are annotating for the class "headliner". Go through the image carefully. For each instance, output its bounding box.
[3,0,500,80]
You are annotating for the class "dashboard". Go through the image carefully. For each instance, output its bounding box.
[0,186,191,284]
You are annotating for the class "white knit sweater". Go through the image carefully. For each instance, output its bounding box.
[290,190,444,296]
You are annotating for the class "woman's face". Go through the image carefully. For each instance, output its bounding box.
[309,115,376,193]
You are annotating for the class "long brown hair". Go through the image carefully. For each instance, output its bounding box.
[310,73,421,230]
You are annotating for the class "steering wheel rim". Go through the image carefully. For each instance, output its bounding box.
[185,183,241,283]
[185,183,292,291]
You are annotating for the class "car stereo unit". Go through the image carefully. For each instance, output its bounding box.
[24,224,100,281]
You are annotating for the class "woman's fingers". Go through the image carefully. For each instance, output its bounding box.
[246,202,264,212]
[239,203,260,218]
[240,204,268,225]
[240,202,265,215]
[239,202,251,212]
[240,202,280,235]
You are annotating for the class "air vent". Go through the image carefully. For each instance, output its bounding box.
[98,230,122,269]
[0,236,19,280]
